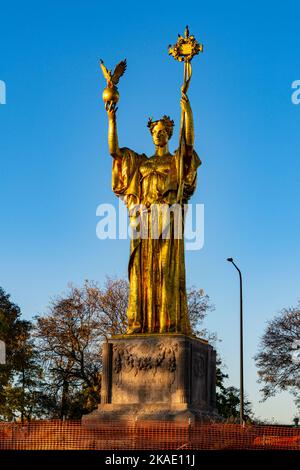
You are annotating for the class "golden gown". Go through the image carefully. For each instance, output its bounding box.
[112,147,201,334]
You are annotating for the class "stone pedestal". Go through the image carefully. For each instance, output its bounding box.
[82,334,218,426]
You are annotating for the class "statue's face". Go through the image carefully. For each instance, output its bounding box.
[152,122,169,147]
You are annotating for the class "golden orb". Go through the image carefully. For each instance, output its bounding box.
[102,87,119,103]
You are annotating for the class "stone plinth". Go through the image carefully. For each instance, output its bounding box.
[82,334,218,426]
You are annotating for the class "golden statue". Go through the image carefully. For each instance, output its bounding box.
[101,27,203,335]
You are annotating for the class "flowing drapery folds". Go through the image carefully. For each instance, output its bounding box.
[112,147,201,334]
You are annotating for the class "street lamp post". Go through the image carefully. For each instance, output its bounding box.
[227,257,244,425]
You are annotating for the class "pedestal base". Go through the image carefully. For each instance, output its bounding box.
[82,334,218,427]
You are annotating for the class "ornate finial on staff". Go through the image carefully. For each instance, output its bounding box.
[168,25,203,63]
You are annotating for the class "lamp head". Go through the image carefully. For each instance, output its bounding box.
[227,258,233,263]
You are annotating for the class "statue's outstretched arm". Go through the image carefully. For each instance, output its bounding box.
[106,102,122,159]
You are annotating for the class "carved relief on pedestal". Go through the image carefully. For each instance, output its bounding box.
[193,352,205,378]
[110,340,179,403]
[191,350,207,405]
[113,341,178,383]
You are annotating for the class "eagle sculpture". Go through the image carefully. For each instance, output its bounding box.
[100,59,127,89]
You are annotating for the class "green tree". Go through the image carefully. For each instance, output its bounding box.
[187,286,216,342]
[34,278,129,419]
[216,360,253,422]
[255,303,300,409]
[0,287,42,421]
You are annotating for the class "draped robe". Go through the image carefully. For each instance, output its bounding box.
[112,147,201,334]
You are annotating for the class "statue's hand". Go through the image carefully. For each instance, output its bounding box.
[105,101,118,120]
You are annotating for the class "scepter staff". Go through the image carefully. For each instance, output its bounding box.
[168,26,203,204]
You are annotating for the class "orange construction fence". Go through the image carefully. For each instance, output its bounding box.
[0,421,299,450]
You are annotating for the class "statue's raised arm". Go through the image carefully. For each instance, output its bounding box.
[106,101,121,159]
[100,59,127,159]
[169,26,203,203]
[180,92,194,153]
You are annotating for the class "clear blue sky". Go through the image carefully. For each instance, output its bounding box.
[1,0,300,423]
